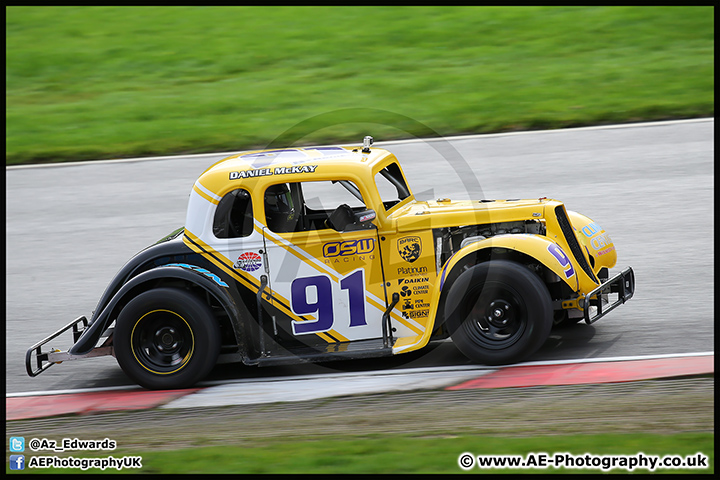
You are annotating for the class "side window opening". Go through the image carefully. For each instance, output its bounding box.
[375,162,410,211]
[264,180,369,233]
[213,189,253,238]
[264,183,298,233]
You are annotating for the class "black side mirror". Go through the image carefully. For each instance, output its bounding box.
[327,205,376,232]
[353,209,376,228]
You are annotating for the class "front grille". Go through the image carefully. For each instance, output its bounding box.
[555,205,598,282]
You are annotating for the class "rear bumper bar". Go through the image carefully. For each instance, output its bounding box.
[584,266,635,324]
[25,316,114,377]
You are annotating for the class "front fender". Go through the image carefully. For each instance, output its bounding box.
[566,210,618,274]
[394,234,579,355]
[438,234,580,292]
[69,264,243,355]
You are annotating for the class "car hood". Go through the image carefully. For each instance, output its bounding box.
[389,198,553,232]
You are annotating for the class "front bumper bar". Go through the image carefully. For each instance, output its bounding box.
[583,266,635,324]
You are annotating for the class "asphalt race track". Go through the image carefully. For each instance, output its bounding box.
[5,118,714,395]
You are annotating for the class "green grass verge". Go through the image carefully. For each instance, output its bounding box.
[6,6,714,165]
[10,433,712,474]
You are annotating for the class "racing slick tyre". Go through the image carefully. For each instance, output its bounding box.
[114,287,220,390]
[552,310,582,327]
[444,260,553,365]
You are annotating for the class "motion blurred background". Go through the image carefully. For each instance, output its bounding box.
[6,6,714,165]
[5,6,714,474]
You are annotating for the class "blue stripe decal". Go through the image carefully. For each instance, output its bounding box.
[166,263,229,288]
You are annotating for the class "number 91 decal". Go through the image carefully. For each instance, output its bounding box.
[547,244,575,279]
[290,269,367,335]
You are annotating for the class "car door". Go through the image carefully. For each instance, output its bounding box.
[260,180,388,349]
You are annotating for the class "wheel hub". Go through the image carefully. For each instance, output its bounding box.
[155,326,181,352]
[486,300,512,327]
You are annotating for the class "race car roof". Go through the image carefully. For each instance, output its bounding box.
[196,145,397,194]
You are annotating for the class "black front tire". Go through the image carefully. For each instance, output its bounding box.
[114,287,220,390]
[553,310,582,327]
[445,260,553,365]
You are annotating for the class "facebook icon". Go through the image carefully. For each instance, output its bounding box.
[10,455,25,470]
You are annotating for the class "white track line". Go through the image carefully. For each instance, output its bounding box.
[7,118,713,170]
[7,351,713,398]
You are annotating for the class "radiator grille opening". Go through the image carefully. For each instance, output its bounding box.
[555,205,598,282]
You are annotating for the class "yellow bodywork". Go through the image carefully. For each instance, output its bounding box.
[184,145,616,356]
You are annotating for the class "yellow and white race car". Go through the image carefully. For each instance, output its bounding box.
[26,136,634,389]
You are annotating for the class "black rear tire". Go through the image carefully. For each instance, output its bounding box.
[114,287,220,390]
[445,260,552,365]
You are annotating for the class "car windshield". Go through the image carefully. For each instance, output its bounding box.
[374,162,411,211]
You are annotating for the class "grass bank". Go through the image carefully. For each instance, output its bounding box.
[11,433,713,474]
[127,433,717,474]
[6,6,714,164]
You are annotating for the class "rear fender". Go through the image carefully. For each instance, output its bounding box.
[69,264,244,355]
